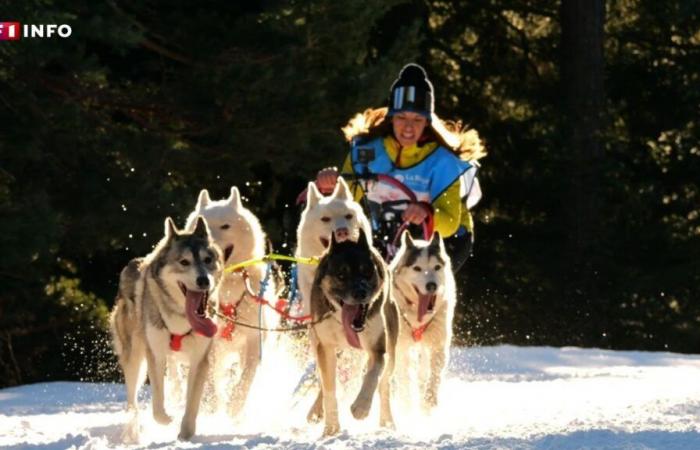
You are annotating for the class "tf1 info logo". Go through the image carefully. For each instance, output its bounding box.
[0,22,72,40]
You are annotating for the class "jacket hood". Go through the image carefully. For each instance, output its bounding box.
[342,107,486,161]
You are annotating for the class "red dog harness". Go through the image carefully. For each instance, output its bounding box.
[170,330,192,351]
[411,322,431,342]
[219,302,238,340]
[399,310,435,342]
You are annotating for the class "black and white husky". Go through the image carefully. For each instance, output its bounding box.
[295,177,372,315]
[110,217,223,441]
[389,231,456,412]
[307,228,398,436]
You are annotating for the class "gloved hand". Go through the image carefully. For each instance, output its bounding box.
[315,167,339,195]
[402,202,431,225]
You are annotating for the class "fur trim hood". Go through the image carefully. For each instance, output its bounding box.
[341,107,486,161]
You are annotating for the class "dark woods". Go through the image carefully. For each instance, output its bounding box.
[0,0,698,387]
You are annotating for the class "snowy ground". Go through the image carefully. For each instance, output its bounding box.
[3,345,700,449]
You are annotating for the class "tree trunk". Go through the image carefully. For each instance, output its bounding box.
[560,0,606,318]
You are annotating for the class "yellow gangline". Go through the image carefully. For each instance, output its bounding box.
[224,253,320,273]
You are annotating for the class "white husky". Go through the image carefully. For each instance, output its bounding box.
[185,186,278,417]
[389,230,456,412]
[295,177,371,315]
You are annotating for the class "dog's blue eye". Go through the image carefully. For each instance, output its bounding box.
[321,217,331,223]
[434,265,442,271]
[180,259,191,266]
[413,266,422,272]
[220,224,230,230]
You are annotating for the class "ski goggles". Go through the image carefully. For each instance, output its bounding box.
[389,85,432,118]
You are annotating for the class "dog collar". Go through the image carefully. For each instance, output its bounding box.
[170,325,217,350]
[412,322,430,342]
[399,310,434,342]
[394,281,440,341]
[170,330,193,351]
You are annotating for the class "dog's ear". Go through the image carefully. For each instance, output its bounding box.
[357,227,371,252]
[228,186,243,210]
[361,220,373,246]
[164,217,179,239]
[329,227,338,249]
[428,230,446,255]
[192,215,211,239]
[196,189,211,210]
[401,229,415,249]
[332,176,352,200]
[306,182,322,208]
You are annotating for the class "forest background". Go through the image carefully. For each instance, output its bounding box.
[0,0,698,388]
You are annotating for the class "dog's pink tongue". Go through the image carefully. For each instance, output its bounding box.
[341,304,362,349]
[185,291,217,338]
[417,293,436,323]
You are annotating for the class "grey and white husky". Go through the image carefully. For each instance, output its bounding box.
[307,228,398,436]
[110,216,223,441]
[389,231,456,412]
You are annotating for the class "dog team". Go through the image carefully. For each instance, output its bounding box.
[110,62,481,442]
[109,177,459,441]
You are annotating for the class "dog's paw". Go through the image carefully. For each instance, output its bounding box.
[153,410,173,425]
[322,422,340,437]
[307,410,323,423]
[121,420,141,444]
[307,402,324,423]
[421,391,438,413]
[380,417,396,430]
[350,398,371,420]
[227,401,245,419]
[379,420,396,430]
[177,429,194,441]
[178,422,195,441]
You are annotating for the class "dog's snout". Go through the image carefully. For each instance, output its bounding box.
[352,288,367,300]
[426,282,437,293]
[334,227,349,241]
[352,279,370,300]
[196,276,210,289]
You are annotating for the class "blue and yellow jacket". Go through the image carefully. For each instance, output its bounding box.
[342,136,475,237]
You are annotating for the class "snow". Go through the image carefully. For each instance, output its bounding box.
[3,345,700,449]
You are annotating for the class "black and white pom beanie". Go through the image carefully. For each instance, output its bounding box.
[387,63,434,119]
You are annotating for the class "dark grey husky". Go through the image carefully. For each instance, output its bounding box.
[110,216,223,441]
[307,228,398,436]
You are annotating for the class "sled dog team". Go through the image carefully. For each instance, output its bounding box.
[110,178,457,441]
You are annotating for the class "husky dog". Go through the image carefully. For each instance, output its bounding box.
[295,177,371,315]
[110,216,223,441]
[307,228,398,436]
[390,231,456,412]
[185,187,277,417]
